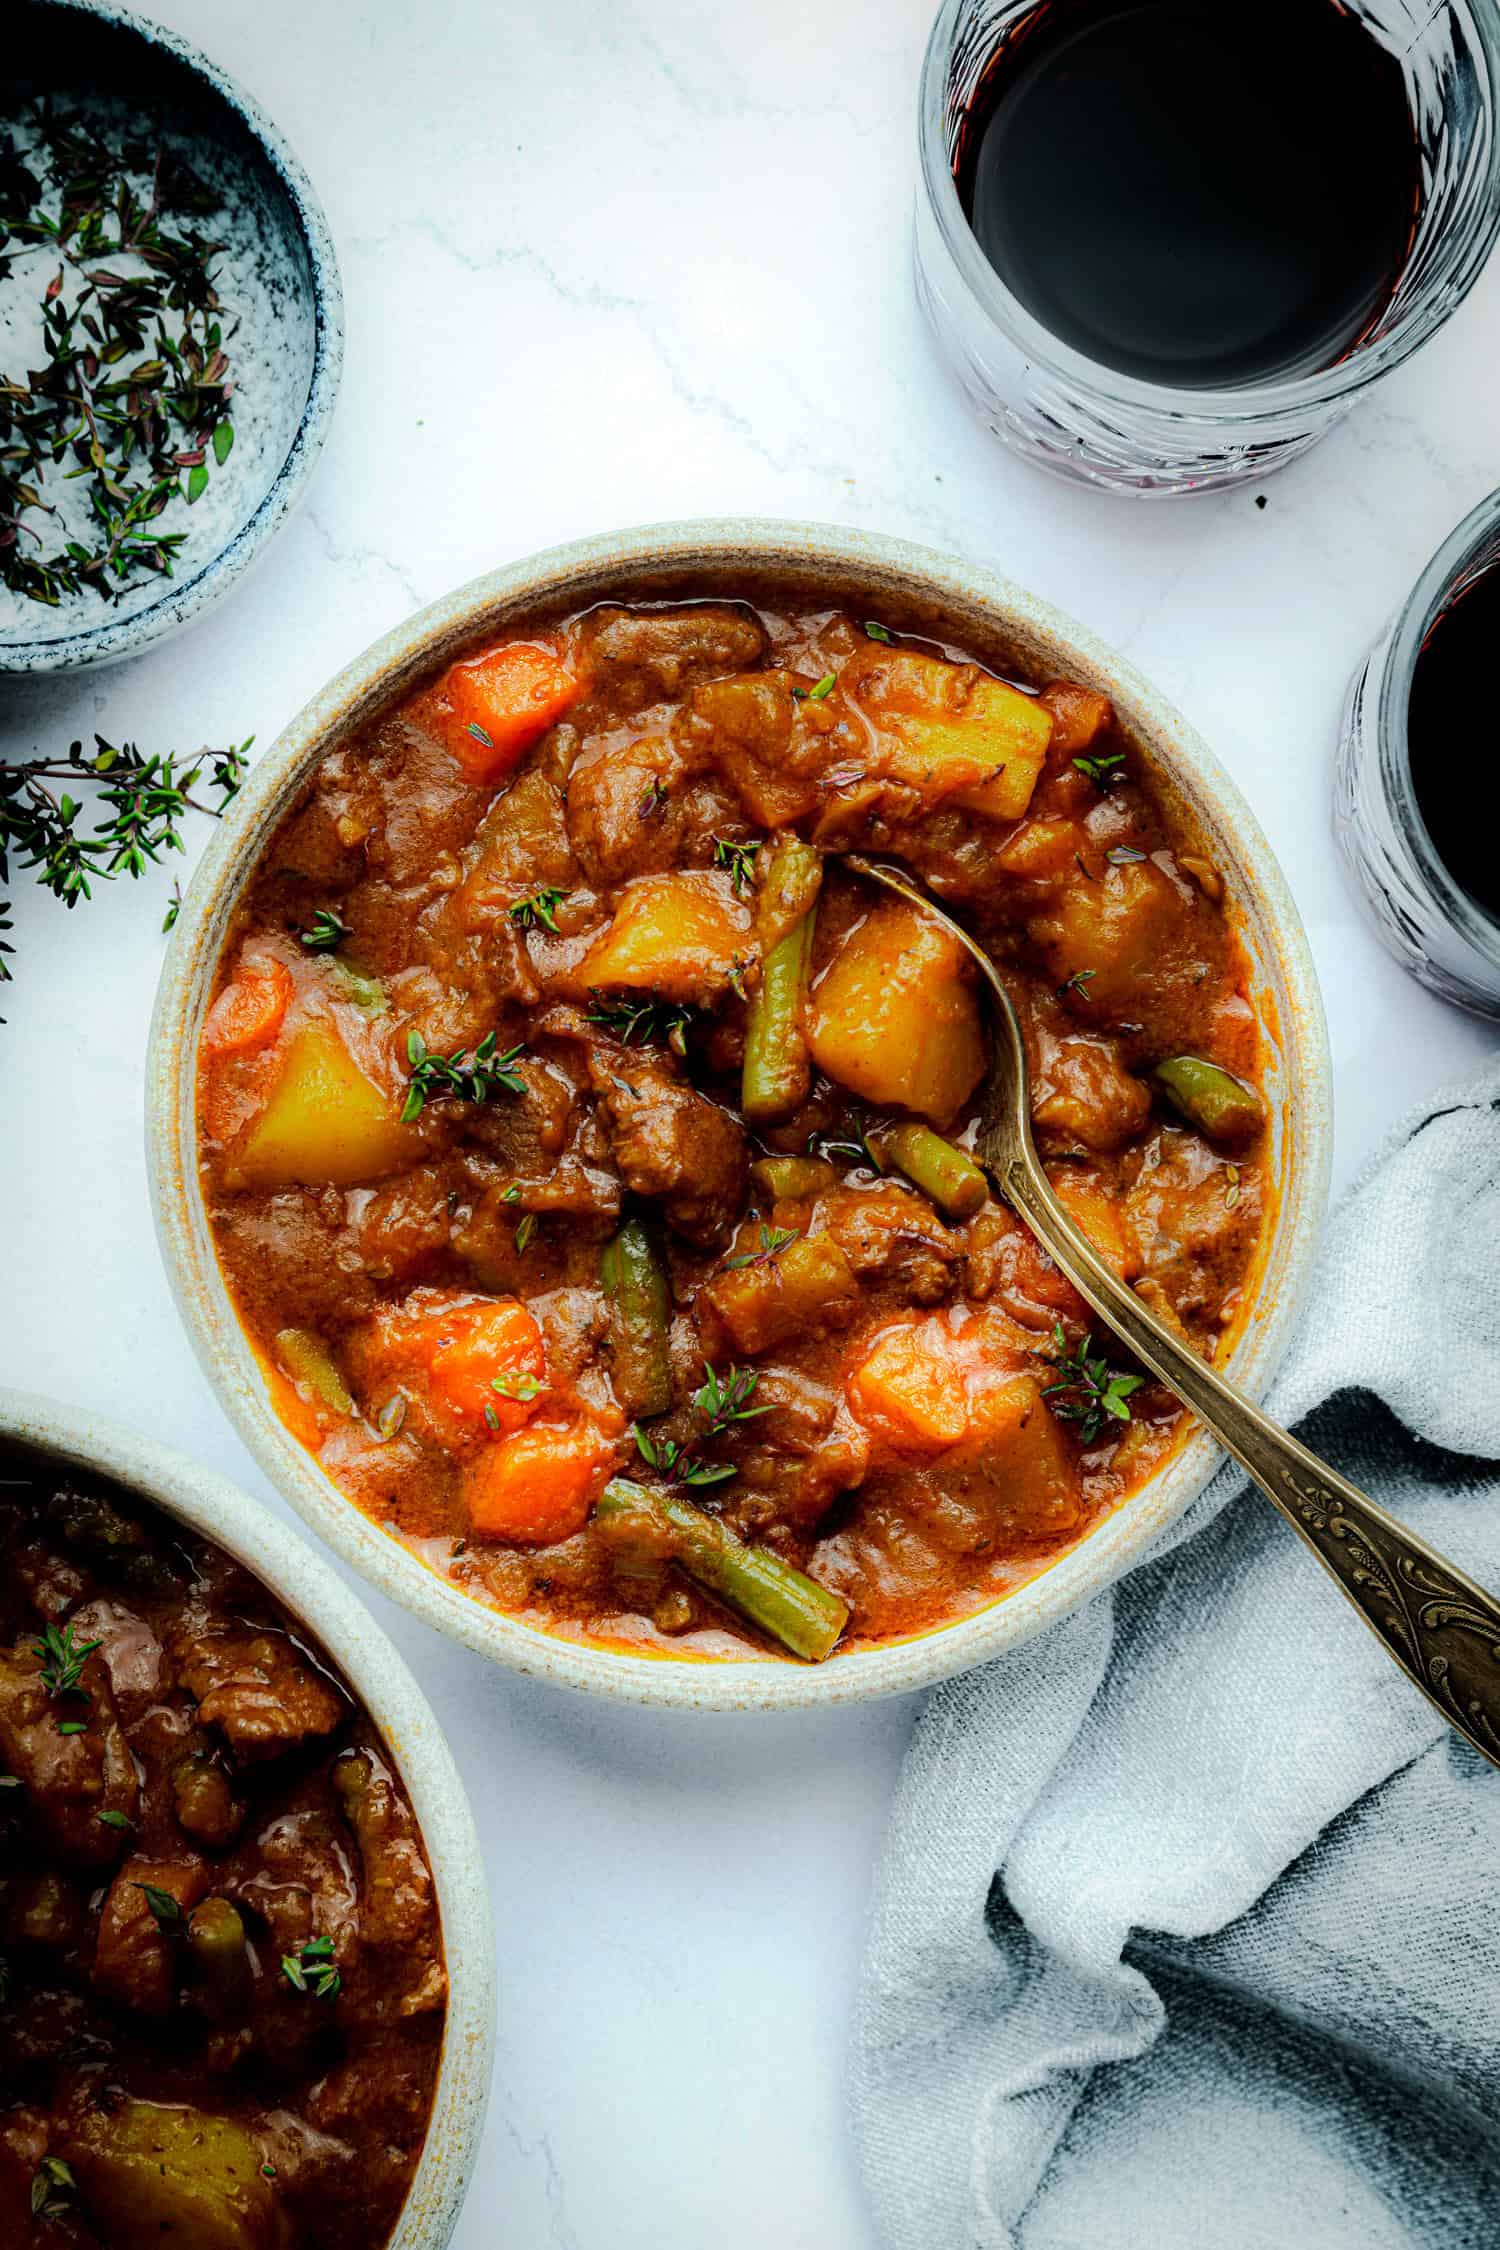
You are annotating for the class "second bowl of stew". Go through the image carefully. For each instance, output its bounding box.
[148,520,1331,1709]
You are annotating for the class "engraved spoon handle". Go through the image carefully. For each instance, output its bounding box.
[1002,1146,1500,1765]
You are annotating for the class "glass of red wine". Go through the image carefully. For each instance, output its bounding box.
[917,0,1500,495]
[1336,490,1500,1016]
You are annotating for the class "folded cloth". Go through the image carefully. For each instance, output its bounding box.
[852,1054,1500,2250]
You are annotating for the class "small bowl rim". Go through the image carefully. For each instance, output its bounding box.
[1,0,344,676]
[146,516,1333,1711]
[0,1384,495,2250]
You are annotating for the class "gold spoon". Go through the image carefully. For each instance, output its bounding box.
[847,852,1500,1766]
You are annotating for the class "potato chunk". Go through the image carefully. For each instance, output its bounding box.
[233,1020,415,1189]
[579,870,752,1003]
[807,901,985,1124]
[842,648,1052,819]
[65,2100,285,2250]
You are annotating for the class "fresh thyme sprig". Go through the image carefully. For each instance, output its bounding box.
[281,1933,340,1999]
[32,1619,100,1698]
[586,989,695,1058]
[712,836,759,897]
[722,1224,799,1272]
[1041,1324,1143,1445]
[30,2158,77,2222]
[401,1029,525,1122]
[632,1423,737,1489]
[0,111,239,606]
[297,908,348,953]
[0,732,249,1009]
[134,1882,183,1929]
[1073,751,1126,789]
[693,1363,770,1439]
[508,885,568,933]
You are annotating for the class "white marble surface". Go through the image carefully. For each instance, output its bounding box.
[4,2,1498,2242]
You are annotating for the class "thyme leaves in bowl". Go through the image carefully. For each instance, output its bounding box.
[0,110,240,608]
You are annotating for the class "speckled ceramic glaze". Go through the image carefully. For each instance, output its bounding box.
[1,0,342,674]
[146,519,1333,1710]
[0,1387,494,2250]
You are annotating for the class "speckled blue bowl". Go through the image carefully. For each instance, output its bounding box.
[1,0,343,674]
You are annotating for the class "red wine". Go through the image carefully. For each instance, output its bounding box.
[1410,569,1500,923]
[954,0,1421,389]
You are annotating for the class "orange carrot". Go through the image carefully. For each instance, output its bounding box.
[462,1421,615,1544]
[201,962,292,1057]
[847,1322,969,1451]
[440,643,579,785]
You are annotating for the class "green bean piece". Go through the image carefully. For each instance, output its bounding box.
[186,1897,252,2019]
[275,1327,354,1416]
[750,1154,837,1202]
[754,833,823,953]
[331,960,388,1013]
[1154,1055,1264,1145]
[742,908,816,1124]
[600,1219,674,1419]
[881,1122,990,1219]
[595,1479,849,1663]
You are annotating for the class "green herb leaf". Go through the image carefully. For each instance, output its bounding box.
[1041,1324,1144,1446]
[135,1882,183,1928]
[863,620,893,643]
[212,421,235,467]
[514,1211,538,1254]
[31,2156,77,2220]
[97,1808,131,1830]
[586,990,694,1058]
[508,885,568,933]
[186,462,209,505]
[491,1369,542,1402]
[1106,845,1146,865]
[298,908,350,953]
[723,1224,799,1272]
[1055,968,1095,1001]
[402,1029,526,1121]
[808,672,837,701]
[1073,752,1126,789]
[693,1363,770,1437]
[712,836,760,897]
[33,1621,100,1699]
[281,1934,340,1999]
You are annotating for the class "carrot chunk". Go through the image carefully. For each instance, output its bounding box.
[366,1290,547,1435]
[439,643,579,785]
[201,962,292,1057]
[462,1421,615,1544]
[847,1323,969,1451]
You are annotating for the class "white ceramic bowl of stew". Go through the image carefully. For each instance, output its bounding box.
[0,1386,495,2247]
[146,519,1332,1711]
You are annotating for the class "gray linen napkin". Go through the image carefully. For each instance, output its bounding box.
[852,1054,1500,2250]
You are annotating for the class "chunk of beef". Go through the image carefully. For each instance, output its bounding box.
[566,733,744,885]
[1031,1035,1152,1153]
[578,604,768,711]
[0,1639,138,1866]
[44,1483,182,1596]
[66,1599,165,1722]
[169,1614,346,1762]
[347,1162,459,1287]
[211,1189,375,1334]
[724,1367,871,1531]
[819,1182,960,1305]
[333,1751,444,2016]
[586,1053,747,1246]
[93,1853,209,2016]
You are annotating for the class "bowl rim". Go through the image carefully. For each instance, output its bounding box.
[0,1384,495,2250]
[146,515,1333,1711]
[1,0,344,676]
